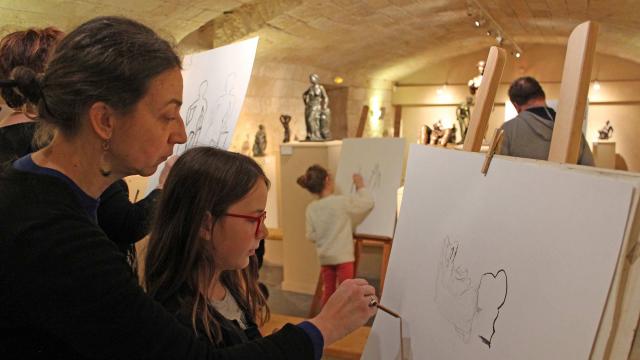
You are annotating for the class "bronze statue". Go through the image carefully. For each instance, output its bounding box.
[456,97,473,144]
[279,114,291,143]
[598,120,614,140]
[302,74,331,141]
[252,124,267,157]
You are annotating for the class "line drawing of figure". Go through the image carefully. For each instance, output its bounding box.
[182,80,209,153]
[367,163,382,191]
[435,237,477,342]
[203,73,236,149]
[434,237,508,348]
[349,163,382,194]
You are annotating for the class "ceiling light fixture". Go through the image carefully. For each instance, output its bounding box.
[468,0,523,59]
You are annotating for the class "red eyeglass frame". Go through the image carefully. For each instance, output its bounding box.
[225,211,267,236]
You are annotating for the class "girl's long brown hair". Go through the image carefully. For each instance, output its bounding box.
[144,147,270,344]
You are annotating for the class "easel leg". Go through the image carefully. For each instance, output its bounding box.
[380,242,392,296]
[354,237,363,275]
[308,273,323,318]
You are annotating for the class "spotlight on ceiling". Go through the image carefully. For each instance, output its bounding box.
[515,51,521,58]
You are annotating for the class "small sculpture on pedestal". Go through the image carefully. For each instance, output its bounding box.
[467,60,485,96]
[240,134,251,156]
[598,120,614,140]
[252,124,267,157]
[279,114,291,143]
[429,120,456,146]
[456,96,473,144]
[302,74,331,141]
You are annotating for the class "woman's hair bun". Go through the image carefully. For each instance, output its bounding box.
[4,66,42,108]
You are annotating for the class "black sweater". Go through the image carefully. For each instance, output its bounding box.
[1,122,160,251]
[0,166,314,359]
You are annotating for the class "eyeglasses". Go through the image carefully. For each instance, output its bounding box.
[225,211,267,236]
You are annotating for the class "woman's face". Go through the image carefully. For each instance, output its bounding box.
[110,67,187,177]
[212,180,269,271]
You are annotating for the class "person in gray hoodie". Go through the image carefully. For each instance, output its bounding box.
[499,76,594,165]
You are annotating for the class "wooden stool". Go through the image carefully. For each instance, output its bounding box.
[308,234,393,317]
[353,234,393,295]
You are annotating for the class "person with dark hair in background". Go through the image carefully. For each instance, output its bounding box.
[297,165,374,306]
[0,26,170,273]
[0,16,377,359]
[0,27,62,162]
[499,76,594,165]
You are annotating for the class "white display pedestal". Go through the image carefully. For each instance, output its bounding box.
[593,141,616,169]
[279,141,342,294]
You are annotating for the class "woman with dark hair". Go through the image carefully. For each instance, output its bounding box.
[0,27,62,161]
[0,26,169,272]
[0,16,376,359]
[297,165,374,306]
[145,147,270,346]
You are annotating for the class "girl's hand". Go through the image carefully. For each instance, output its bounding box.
[352,173,365,190]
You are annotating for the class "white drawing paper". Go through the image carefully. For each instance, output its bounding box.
[334,138,405,238]
[146,37,258,192]
[363,145,635,360]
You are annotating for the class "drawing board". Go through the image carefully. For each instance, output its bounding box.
[363,145,636,359]
[147,37,258,192]
[334,138,405,238]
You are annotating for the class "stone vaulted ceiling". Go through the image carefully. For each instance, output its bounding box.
[1,0,638,81]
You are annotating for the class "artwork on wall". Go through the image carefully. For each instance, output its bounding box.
[146,37,258,192]
[334,138,405,238]
[363,145,636,359]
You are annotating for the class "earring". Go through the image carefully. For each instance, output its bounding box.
[99,139,112,177]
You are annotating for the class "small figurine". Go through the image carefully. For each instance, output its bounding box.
[279,114,292,143]
[467,60,485,96]
[240,134,251,156]
[252,124,267,157]
[598,120,614,140]
[429,120,456,146]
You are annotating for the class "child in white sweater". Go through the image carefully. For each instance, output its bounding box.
[297,165,374,305]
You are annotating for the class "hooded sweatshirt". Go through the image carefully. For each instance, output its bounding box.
[499,107,594,166]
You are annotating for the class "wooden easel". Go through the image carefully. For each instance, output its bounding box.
[465,21,640,360]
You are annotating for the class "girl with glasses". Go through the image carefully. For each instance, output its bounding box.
[144,146,271,346]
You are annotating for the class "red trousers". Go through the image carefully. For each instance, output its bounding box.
[320,262,355,306]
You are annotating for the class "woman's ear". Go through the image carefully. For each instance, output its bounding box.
[87,101,115,141]
[199,211,215,239]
